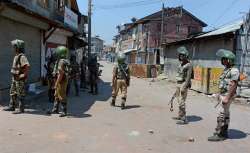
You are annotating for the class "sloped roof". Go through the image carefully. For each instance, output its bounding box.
[136,7,207,27]
[163,20,243,46]
[197,20,243,38]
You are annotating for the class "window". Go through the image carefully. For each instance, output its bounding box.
[176,25,180,33]
[188,26,198,35]
[38,0,49,8]
[55,0,66,12]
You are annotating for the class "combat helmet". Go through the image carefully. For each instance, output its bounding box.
[177,46,189,57]
[117,52,126,64]
[11,39,25,53]
[55,46,69,59]
[216,49,235,65]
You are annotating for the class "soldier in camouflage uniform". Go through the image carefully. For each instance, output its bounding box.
[208,49,239,141]
[111,52,130,110]
[4,39,30,114]
[44,55,57,103]
[49,46,70,117]
[67,55,80,96]
[88,54,99,95]
[172,46,192,125]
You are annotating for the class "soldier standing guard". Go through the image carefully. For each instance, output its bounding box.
[88,54,99,95]
[208,49,239,141]
[111,52,130,110]
[172,46,192,125]
[49,46,70,117]
[67,55,80,96]
[4,39,30,114]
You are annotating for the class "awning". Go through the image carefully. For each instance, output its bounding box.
[123,49,137,54]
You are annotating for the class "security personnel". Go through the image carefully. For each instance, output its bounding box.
[4,39,30,114]
[208,49,239,141]
[50,46,70,117]
[67,55,80,96]
[172,46,192,125]
[44,55,57,103]
[111,52,130,110]
[88,54,98,95]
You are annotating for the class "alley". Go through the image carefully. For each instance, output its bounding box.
[0,61,250,153]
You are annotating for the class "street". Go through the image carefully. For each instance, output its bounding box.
[0,61,250,153]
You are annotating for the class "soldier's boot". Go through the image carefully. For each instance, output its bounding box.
[59,103,67,117]
[110,97,116,107]
[208,117,227,141]
[208,133,226,142]
[121,98,126,110]
[220,125,229,139]
[4,96,16,111]
[176,116,188,125]
[94,85,98,95]
[89,84,94,94]
[172,116,181,120]
[176,106,188,125]
[51,101,59,114]
[13,98,25,114]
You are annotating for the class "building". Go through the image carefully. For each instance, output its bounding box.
[103,45,116,62]
[114,6,207,65]
[91,36,104,57]
[0,0,87,100]
[163,19,250,97]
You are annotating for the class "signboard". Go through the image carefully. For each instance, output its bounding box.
[64,7,78,29]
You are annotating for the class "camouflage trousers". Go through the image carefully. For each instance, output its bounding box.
[175,82,188,119]
[112,79,127,104]
[215,96,233,135]
[9,79,26,109]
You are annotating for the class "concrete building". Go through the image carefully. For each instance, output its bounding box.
[114,6,207,65]
[0,0,87,100]
[103,45,116,62]
[91,36,104,57]
[163,20,250,97]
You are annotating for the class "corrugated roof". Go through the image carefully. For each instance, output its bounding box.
[197,20,243,38]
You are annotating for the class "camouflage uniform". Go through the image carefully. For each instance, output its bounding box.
[172,46,192,125]
[111,52,130,109]
[9,53,30,112]
[67,57,80,96]
[208,49,239,141]
[88,56,99,95]
[5,40,30,113]
[175,62,192,122]
[50,46,70,117]
[80,56,87,89]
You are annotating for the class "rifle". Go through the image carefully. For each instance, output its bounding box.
[210,94,221,108]
[168,89,178,112]
[119,65,130,86]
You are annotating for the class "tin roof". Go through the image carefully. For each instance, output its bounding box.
[197,20,243,38]
[163,20,243,46]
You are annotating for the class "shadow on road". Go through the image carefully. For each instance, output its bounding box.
[10,79,113,118]
[228,129,248,139]
[114,105,141,110]
[187,115,203,123]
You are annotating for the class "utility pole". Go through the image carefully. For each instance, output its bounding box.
[88,0,92,58]
[159,2,165,66]
[160,2,165,46]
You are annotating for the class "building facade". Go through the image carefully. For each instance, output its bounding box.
[0,0,87,98]
[113,6,207,65]
[91,36,104,58]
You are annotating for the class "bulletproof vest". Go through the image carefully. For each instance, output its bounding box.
[176,63,190,82]
[53,59,70,78]
[116,64,128,80]
[70,62,79,74]
[11,53,25,76]
[218,68,232,94]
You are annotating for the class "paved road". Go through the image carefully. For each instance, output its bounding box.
[0,61,250,153]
